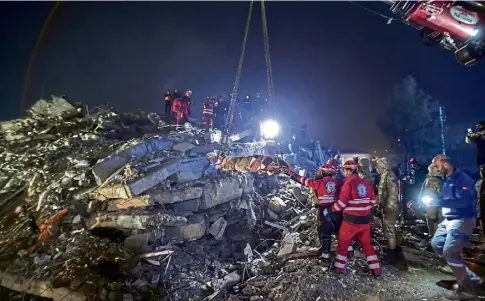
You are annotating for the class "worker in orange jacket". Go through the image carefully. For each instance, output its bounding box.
[331,160,381,277]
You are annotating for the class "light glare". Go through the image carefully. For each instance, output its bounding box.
[261,120,280,139]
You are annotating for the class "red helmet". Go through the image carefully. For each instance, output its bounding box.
[319,163,338,176]
[342,160,358,171]
[409,157,418,164]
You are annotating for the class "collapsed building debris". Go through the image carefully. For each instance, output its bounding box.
[1,96,485,301]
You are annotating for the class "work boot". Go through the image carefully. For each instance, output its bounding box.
[320,252,332,264]
[440,290,478,300]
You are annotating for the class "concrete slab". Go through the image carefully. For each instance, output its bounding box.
[92,137,174,185]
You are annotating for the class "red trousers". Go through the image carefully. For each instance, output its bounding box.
[202,114,214,129]
[335,220,381,275]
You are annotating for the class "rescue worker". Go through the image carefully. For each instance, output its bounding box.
[421,163,443,238]
[164,90,172,117]
[214,96,228,129]
[476,165,485,234]
[375,157,406,268]
[466,121,485,169]
[358,158,374,185]
[430,154,482,300]
[331,160,381,277]
[286,162,343,261]
[202,97,216,132]
[183,90,193,118]
[172,91,187,126]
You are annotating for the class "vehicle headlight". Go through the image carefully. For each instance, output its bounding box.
[260,120,280,139]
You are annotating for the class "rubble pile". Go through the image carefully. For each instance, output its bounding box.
[0,97,322,301]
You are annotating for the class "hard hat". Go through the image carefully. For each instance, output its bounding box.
[319,163,338,176]
[409,157,418,164]
[185,90,193,97]
[342,160,358,171]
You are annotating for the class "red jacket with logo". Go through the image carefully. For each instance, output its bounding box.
[288,170,342,207]
[332,173,376,224]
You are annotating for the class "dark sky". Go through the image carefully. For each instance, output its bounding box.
[1,1,484,152]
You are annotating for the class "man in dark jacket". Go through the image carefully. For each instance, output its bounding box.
[430,155,482,300]
[466,121,485,169]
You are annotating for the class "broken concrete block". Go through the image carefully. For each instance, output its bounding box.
[29,97,78,119]
[95,185,133,199]
[168,199,201,215]
[220,271,241,290]
[148,186,204,205]
[202,177,244,209]
[172,142,195,153]
[92,137,174,185]
[97,159,181,198]
[123,233,152,253]
[106,197,151,211]
[277,232,299,257]
[190,143,220,155]
[208,217,227,240]
[162,214,207,243]
[169,157,210,184]
[85,211,187,231]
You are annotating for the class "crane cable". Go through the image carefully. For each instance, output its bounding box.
[20,1,61,116]
[261,0,275,110]
[222,0,254,145]
[348,1,405,24]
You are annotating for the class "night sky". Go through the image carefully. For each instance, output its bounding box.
[1,1,484,152]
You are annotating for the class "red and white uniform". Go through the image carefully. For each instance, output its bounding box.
[332,173,381,275]
[202,98,216,129]
[291,171,342,207]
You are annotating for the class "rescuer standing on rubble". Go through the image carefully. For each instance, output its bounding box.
[285,161,343,261]
[214,96,227,130]
[172,91,187,126]
[421,163,443,239]
[183,90,193,119]
[375,157,407,269]
[466,121,485,169]
[430,155,482,300]
[202,97,216,132]
[331,160,381,277]
[164,90,172,118]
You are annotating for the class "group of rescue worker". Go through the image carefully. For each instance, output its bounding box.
[163,90,268,133]
[283,148,485,300]
[164,89,193,126]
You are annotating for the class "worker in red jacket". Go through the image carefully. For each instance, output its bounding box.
[172,91,188,126]
[287,162,343,261]
[331,160,381,277]
[202,97,216,131]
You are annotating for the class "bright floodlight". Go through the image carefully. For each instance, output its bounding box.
[421,195,433,206]
[261,119,280,139]
[471,29,479,37]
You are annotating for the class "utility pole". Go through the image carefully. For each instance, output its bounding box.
[439,105,446,155]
